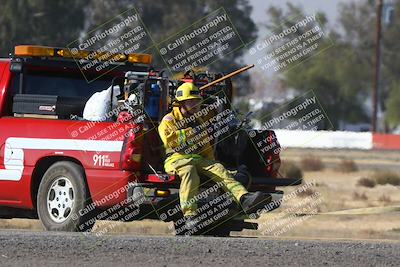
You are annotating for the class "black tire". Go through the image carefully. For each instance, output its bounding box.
[37,161,95,232]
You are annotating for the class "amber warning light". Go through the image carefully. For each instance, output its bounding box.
[14,45,152,65]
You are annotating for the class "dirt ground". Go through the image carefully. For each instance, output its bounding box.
[1,148,399,240]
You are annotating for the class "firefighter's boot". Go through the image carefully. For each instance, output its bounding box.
[239,191,272,214]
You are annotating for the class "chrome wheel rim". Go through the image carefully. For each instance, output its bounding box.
[46,177,75,223]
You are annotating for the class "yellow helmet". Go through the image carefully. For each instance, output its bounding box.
[174,83,202,103]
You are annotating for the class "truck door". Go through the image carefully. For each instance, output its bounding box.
[0,64,25,205]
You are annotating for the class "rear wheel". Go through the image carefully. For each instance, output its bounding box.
[37,161,95,232]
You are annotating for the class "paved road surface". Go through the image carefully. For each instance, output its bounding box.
[0,230,399,266]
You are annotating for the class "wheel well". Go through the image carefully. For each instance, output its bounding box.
[31,156,86,209]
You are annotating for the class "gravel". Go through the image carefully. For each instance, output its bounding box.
[0,230,399,266]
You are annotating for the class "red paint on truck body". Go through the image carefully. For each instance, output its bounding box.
[0,60,141,210]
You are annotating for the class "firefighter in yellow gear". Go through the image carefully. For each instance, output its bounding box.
[158,82,264,220]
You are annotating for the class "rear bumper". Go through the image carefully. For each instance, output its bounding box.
[126,182,285,221]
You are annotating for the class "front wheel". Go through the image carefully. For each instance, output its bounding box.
[37,161,95,232]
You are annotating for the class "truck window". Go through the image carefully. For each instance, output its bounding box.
[23,70,117,100]
[5,69,124,118]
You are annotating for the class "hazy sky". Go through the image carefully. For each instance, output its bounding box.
[249,0,345,36]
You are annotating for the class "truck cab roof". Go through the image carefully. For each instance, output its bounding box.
[0,45,153,117]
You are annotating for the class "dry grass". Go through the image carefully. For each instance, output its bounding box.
[378,194,392,203]
[336,159,358,173]
[0,219,41,230]
[300,155,325,171]
[296,187,316,197]
[315,182,327,187]
[352,191,368,201]
[357,177,376,188]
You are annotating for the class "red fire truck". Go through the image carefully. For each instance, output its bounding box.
[0,45,300,236]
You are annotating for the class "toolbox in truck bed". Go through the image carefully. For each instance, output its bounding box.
[12,94,86,118]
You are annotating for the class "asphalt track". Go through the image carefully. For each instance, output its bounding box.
[0,230,399,266]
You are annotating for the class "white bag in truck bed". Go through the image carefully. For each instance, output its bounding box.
[83,86,120,121]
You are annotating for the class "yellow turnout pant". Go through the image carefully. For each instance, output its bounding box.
[165,157,248,216]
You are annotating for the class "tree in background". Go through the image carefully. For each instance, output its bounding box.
[83,0,257,95]
[265,1,400,131]
[0,0,256,96]
[383,1,400,130]
[264,3,372,129]
[0,0,86,56]
[386,81,400,128]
